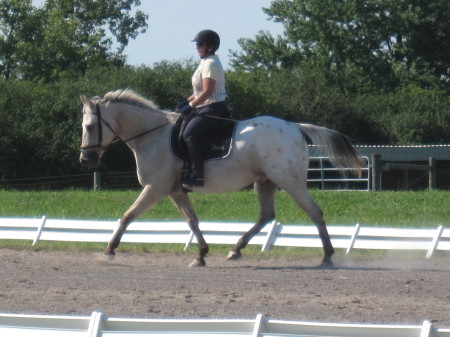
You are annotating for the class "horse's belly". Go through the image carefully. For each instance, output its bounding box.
[201,157,261,193]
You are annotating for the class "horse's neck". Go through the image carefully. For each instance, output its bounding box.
[112,103,173,144]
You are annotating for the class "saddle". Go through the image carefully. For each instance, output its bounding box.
[170,115,236,163]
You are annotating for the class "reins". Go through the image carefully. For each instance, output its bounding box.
[81,102,238,152]
[81,103,172,151]
[203,114,238,122]
[112,120,172,145]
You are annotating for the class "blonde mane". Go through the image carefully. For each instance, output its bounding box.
[102,89,161,111]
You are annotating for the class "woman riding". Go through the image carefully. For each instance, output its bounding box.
[177,29,229,188]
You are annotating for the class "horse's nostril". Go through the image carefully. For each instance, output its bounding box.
[79,151,100,167]
[80,152,88,164]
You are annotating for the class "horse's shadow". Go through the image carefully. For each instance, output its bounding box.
[234,262,450,273]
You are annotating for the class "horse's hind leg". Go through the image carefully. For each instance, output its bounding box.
[170,192,208,267]
[284,186,334,266]
[227,179,278,260]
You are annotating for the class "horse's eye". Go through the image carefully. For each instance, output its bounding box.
[86,124,95,133]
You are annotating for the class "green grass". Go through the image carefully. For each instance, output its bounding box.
[1,189,448,256]
[1,189,448,226]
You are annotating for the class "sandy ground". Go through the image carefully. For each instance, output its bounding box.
[1,249,450,327]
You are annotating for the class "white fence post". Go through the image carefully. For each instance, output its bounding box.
[261,221,279,252]
[252,314,265,337]
[184,231,195,251]
[346,223,360,255]
[87,311,103,337]
[109,218,122,241]
[420,320,432,337]
[427,225,444,258]
[32,216,47,246]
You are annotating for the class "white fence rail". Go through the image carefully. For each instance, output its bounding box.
[0,217,448,258]
[0,312,449,337]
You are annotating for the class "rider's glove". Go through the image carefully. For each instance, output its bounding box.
[178,103,193,116]
[175,100,189,111]
[175,100,193,116]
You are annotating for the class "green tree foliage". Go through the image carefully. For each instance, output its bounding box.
[134,60,197,109]
[0,60,196,180]
[231,0,450,92]
[228,0,450,145]
[0,1,449,184]
[0,0,147,81]
[227,66,383,143]
[357,85,450,144]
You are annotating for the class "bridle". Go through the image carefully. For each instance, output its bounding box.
[80,103,172,152]
[80,104,116,152]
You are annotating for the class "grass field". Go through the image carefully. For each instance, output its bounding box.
[1,189,448,255]
[1,189,448,226]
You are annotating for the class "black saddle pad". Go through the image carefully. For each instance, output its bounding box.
[170,115,236,162]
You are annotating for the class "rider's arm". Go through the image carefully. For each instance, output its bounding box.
[189,77,216,108]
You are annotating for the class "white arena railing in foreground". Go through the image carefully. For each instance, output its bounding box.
[1,312,450,337]
[0,217,449,258]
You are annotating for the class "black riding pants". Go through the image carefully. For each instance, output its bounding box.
[182,101,229,141]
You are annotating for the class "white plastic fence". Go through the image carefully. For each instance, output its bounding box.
[1,312,450,337]
[0,312,450,337]
[0,217,448,258]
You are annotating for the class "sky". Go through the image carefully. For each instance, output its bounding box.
[123,0,285,69]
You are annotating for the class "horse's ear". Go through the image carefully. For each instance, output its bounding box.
[80,95,96,111]
[80,95,88,105]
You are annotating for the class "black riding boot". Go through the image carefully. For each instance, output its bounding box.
[184,136,204,187]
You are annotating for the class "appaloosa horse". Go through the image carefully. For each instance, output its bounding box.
[80,89,362,267]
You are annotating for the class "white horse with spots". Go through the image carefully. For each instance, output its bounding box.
[80,89,362,267]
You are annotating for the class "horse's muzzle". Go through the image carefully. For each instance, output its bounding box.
[79,150,100,168]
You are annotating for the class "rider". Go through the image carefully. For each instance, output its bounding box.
[178,29,229,188]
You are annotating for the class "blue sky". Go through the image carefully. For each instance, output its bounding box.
[124,0,284,69]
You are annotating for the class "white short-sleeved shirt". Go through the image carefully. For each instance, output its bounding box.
[192,55,227,107]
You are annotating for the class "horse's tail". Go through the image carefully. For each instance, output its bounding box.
[298,123,362,177]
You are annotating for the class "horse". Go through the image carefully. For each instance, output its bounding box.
[79,89,362,267]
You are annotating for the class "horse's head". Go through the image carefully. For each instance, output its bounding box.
[79,95,115,168]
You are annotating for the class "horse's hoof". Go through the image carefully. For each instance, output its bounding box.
[226,251,241,260]
[103,251,115,260]
[189,258,206,268]
[318,259,335,269]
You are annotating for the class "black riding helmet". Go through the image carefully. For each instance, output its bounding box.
[192,30,220,53]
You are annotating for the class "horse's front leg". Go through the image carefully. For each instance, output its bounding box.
[105,185,165,258]
[170,192,208,267]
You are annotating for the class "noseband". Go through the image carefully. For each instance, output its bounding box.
[80,104,116,152]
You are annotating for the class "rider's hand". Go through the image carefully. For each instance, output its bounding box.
[175,100,189,111]
[178,104,193,116]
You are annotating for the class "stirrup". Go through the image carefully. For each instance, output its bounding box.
[182,170,204,188]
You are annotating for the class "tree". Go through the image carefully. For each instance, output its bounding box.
[0,0,148,81]
[231,0,450,92]
[136,60,197,109]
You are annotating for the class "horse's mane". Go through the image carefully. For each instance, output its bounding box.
[101,89,161,111]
